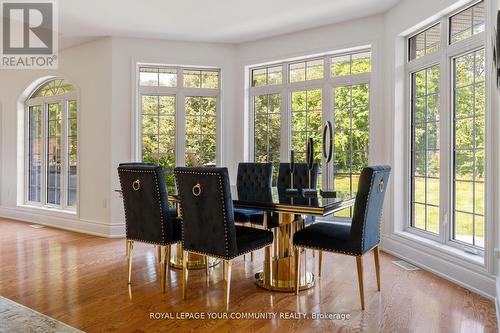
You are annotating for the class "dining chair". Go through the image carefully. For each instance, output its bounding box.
[293,165,391,310]
[234,162,273,260]
[174,167,273,311]
[278,162,319,226]
[118,163,182,292]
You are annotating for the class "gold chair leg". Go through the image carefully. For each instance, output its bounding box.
[160,246,166,293]
[125,239,129,257]
[127,240,134,285]
[294,246,301,295]
[167,245,171,274]
[374,246,381,291]
[356,256,365,310]
[318,250,323,278]
[156,245,161,263]
[182,251,188,300]
[224,260,232,312]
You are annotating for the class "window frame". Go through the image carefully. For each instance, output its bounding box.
[24,80,79,213]
[136,64,222,168]
[248,50,371,191]
[405,1,487,256]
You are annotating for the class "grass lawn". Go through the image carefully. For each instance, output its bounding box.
[331,175,484,247]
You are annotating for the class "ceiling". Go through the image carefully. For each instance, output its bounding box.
[58,0,401,48]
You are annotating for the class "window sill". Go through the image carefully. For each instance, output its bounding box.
[17,204,77,217]
[390,230,484,267]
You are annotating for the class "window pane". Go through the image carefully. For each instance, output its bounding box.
[306,59,324,80]
[334,83,370,217]
[450,1,485,44]
[159,68,177,87]
[291,89,322,186]
[408,23,441,61]
[185,97,217,167]
[47,103,62,205]
[410,66,440,234]
[28,105,42,202]
[201,71,219,88]
[141,95,176,191]
[331,54,350,76]
[183,70,201,88]
[67,100,77,207]
[139,67,158,86]
[453,49,485,247]
[32,79,75,97]
[351,52,371,74]
[268,66,282,85]
[253,94,281,184]
[252,68,266,87]
[289,62,306,82]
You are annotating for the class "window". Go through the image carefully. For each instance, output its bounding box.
[406,1,486,252]
[410,66,440,234]
[249,50,371,195]
[25,79,78,211]
[138,66,220,190]
[453,49,485,247]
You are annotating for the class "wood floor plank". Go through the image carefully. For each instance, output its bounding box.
[0,218,497,333]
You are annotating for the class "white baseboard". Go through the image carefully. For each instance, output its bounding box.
[0,206,125,238]
[381,234,496,300]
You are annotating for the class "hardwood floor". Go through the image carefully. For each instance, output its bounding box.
[0,218,497,333]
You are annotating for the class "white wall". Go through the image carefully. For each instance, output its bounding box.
[0,38,113,236]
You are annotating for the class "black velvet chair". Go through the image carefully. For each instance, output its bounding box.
[293,165,391,310]
[233,162,273,260]
[278,162,319,225]
[118,162,178,219]
[174,167,273,311]
[234,162,273,223]
[117,163,182,292]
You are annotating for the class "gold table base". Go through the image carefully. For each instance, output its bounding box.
[169,244,220,270]
[254,213,315,292]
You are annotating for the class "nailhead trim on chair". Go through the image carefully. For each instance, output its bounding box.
[118,168,174,246]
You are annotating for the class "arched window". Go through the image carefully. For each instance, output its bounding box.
[25,79,78,211]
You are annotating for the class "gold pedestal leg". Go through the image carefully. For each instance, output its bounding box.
[374,246,381,291]
[318,250,323,277]
[264,245,272,284]
[356,256,365,310]
[182,251,188,300]
[224,260,232,312]
[127,240,134,285]
[294,246,301,295]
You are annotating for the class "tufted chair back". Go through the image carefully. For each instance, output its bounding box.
[277,163,319,193]
[118,163,175,245]
[174,167,238,260]
[350,165,391,254]
[236,162,273,202]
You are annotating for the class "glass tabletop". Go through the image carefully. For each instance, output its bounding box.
[231,186,356,216]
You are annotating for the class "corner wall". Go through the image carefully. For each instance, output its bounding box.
[0,38,113,236]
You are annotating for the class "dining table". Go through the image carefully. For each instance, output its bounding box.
[117,186,356,292]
